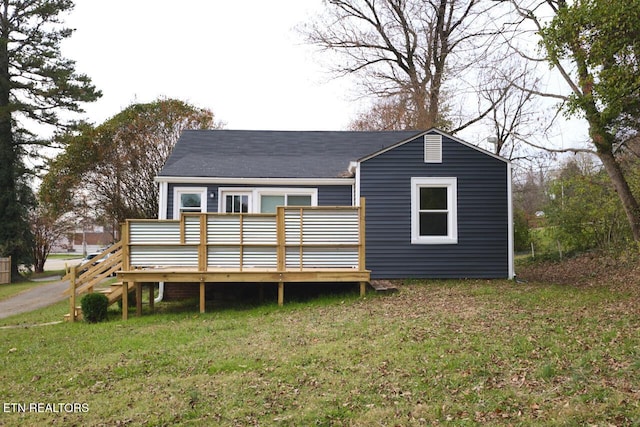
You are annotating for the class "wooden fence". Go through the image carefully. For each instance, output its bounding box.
[0,257,10,284]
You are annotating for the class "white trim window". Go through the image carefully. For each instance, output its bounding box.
[218,188,318,213]
[411,177,458,244]
[173,187,207,219]
[222,192,251,213]
[257,189,316,213]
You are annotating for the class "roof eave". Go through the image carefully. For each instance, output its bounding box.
[154,176,355,186]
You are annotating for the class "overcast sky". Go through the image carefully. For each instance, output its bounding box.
[59,0,590,155]
[62,0,358,131]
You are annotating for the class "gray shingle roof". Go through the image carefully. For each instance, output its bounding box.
[159,130,423,178]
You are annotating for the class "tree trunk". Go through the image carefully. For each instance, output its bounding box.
[598,150,640,242]
[34,259,45,274]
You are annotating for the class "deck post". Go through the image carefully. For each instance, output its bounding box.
[69,265,77,322]
[276,207,285,271]
[360,281,367,297]
[358,197,366,272]
[136,282,142,316]
[278,281,284,306]
[199,213,207,271]
[121,222,130,271]
[199,281,205,313]
[121,221,130,321]
[122,282,128,320]
[239,215,244,272]
[148,283,154,313]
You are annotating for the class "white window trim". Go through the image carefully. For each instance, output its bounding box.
[172,187,207,219]
[158,181,168,219]
[218,187,318,213]
[411,177,458,244]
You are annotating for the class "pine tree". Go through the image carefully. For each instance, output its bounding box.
[0,0,100,279]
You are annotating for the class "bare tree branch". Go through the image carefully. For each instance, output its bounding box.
[303,0,507,130]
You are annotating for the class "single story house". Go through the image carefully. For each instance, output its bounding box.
[156,128,514,279]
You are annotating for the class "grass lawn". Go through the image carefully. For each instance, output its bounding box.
[0,280,638,426]
[46,253,83,260]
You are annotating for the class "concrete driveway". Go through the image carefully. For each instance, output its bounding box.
[0,279,71,320]
[0,256,83,320]
[44,256,83,271]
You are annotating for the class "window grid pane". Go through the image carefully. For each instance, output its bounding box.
[226,195,249,213]
[419,186,448,237]
[420,187,447,210]
[419,212,448,236]
[225,195,233,213]
[179,193,202,214]
[261,195,285,213]
[288,195,312,206]
[181,193,201,208]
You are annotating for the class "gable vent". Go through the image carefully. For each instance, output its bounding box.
[424,134,442,163]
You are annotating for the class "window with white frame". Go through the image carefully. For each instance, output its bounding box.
[218,188,317,213]
[259,192,313,213]
[411,177,457,244]
[173,187,207,219]
[224,193,250,213]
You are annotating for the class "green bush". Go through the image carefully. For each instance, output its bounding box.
[545,171,631,252]
[513,208,531,252]
[80,293,109,323]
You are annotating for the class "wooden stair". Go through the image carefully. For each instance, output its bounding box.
[64,242,127,322]
[369,280,399,293]
[100,282,136,305]
[64,282,137,322]
[63,306,83,322]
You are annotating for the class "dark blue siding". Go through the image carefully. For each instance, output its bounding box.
[317,185,353,206]
[166,183,352,218]
[360,134,509,279]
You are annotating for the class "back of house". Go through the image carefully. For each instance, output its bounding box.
[156,128,513,279]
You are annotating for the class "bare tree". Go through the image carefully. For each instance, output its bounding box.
[478,57,541,158]
[303,0,505,130]
[349,96,418,130]
[30,203,74,274]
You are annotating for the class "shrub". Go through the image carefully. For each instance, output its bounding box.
[80,293,109,323]
[544,161,633,253]
[513,208,531,252]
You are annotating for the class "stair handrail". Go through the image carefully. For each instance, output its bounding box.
[65,240,125,322]
[63,241,123,296]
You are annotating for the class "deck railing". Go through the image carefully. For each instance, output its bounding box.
[122,200,366,272]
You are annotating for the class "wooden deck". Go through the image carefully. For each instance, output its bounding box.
[67,200,370,321]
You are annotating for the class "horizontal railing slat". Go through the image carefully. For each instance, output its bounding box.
[126,205,364,270]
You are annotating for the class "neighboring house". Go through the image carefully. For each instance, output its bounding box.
[51,224,115,254]
[156,128,514,279]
